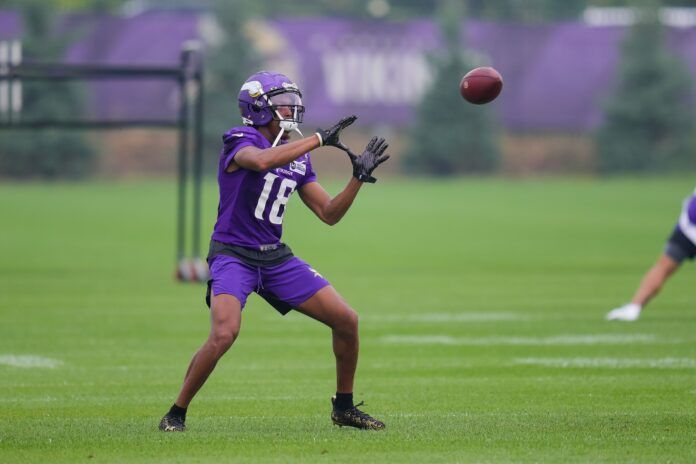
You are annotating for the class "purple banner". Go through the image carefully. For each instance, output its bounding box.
[0,11,20,40]
[269,18,696,131]
[64,12,199,121]
[4,11,696,131]
[267,19,441,127]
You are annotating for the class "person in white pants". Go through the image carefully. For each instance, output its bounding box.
[607,188,696,321]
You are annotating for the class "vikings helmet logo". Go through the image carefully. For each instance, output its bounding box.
[241,80,264,98]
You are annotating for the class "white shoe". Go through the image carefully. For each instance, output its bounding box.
[606,303,642,321]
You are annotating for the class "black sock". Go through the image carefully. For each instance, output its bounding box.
[334,392,354,411]
[168,403,187,419]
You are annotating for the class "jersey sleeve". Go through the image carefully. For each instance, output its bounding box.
[688,195,696,225]
[298,154,317,187]
[221,128,259,170]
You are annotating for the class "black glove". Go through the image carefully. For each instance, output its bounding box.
[339,136,390,183]
[315,115,357,148]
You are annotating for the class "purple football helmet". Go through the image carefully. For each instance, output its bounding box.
[238,71,304,127]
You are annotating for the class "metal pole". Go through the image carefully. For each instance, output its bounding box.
[192,66,204,261]
[0,41,7,123]
[10,41,21,121]
[176,49,192,265]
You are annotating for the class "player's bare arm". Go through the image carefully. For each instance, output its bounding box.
[299,136,391,225]
[232,136,320,172]
[299,180,362,226]
[229,115,358,173]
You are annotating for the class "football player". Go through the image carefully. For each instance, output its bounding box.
[159,71,388,431]
[607,188,696,321]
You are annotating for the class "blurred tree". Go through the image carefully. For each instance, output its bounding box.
[52,0,124,12]
[201,0,262,162]
[468,0,586,21]
[403,0,499,175]
[0,0,95,179]
[262,0,584,21]
[596,0,696,173]
[260,0,594,22]
[589,0,696,6]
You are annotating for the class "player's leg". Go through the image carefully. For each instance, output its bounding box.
[296,286,359,394]
[160,255,255,431]
[296,286,384,430]
[259,258,357,393]
[159,294,242,431]
[606,225,694,322]
[607,254,680,321]
[176,294,242,407]
[630,254,680,307]
[261,257,384,429]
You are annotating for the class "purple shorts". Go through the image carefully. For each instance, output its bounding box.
[208,255,331,314]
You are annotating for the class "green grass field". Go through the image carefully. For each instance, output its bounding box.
[1,177,695,463]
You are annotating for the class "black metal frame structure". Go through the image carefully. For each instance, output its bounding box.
[0,46,205,281]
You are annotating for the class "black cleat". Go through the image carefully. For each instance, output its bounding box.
[331,396,385,430]
[159,413,186,432]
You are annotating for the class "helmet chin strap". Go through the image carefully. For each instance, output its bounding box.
[271,128,285,148]
[271,110,303,147]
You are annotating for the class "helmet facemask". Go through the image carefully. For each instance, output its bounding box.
[265,89,305,146]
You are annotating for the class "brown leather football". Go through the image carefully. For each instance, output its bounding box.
[460,67,503,105]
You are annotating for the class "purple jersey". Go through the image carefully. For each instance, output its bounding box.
[677,189,696,245]
[211,126,317,248]
[688,193,696,225]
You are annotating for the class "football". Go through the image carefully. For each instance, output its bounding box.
[460,67,503,104]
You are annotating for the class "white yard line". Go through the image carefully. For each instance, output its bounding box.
[380,334,659,346]
[0,355,63,369]
[514,357,696,369]
[366,312,525,323]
